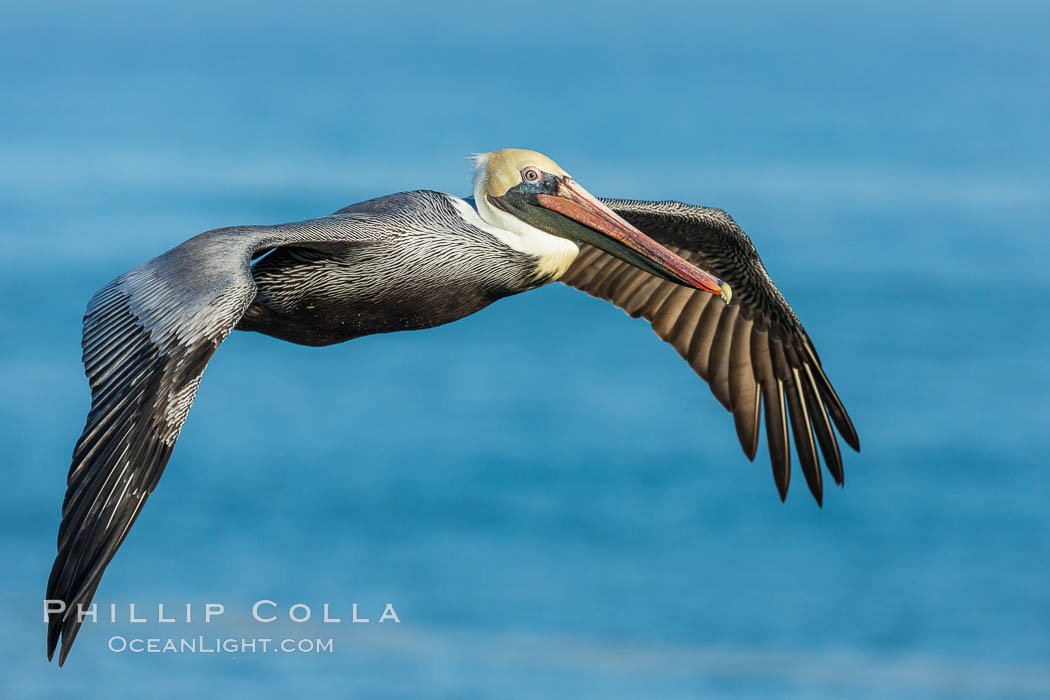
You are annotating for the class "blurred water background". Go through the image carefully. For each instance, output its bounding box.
[1,1,1048,697]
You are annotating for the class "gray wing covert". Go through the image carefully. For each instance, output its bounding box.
[561,199,859,504]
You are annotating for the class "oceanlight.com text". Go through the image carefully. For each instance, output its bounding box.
[107,636,335,654]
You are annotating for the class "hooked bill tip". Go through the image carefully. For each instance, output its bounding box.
[719,281,732,304]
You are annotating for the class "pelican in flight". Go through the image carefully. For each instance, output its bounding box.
[47,148,859,663]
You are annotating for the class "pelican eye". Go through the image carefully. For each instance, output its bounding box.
[521,166,542,183]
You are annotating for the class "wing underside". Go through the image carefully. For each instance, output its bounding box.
[561,199,859,503]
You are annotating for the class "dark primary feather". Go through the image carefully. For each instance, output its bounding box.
[561,199,860,502]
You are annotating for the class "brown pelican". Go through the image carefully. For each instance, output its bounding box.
[46,148,858,664]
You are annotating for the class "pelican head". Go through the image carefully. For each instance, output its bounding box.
[473,148,729,299]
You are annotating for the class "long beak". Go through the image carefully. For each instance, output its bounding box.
[536,178,731,301]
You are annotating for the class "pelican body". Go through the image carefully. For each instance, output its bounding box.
[46,149,858,664]
[238,190,540,345]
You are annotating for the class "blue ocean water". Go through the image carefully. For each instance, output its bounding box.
[2,1,1048,697]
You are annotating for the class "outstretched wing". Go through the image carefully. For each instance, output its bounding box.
[46,212,387,665]
[561,199,859,504]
